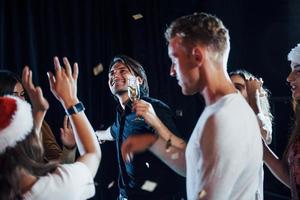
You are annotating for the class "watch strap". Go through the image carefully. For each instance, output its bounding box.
[65,102,85,116]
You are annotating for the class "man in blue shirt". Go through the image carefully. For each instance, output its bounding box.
[96,55,185,200]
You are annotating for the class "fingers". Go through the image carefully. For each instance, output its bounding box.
[47,71,56,91]
[22,66,34,90]
[60,128,65,135]
[63,57,72,77]
[54,56,62,73]
[63,115,68,129]
[73,62,79,80]
[28,69,33,88]
[22,66,29,86]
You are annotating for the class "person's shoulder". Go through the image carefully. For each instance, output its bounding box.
[142,96,170,110]
[23,163,95,199]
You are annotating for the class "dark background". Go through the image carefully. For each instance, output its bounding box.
[1,0,299,199]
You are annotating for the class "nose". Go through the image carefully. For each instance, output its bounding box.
[169,64,176,77]
[287,71,294,83]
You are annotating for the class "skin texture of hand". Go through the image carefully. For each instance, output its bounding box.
[132,100,160,128]
[22,66,49,112]
[47,56,101,177]
[22,66,49,135]
[47,57,79,109]
[246,77,263,114]
[121,134,158,162]
[132,100,187,150]
[60,115,76,149]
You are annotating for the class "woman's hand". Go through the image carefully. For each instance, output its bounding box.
[60,115,76,149]
[47,57,79,109]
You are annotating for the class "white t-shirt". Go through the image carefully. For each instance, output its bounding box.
[23,162,95,200]
[186,93,263,200]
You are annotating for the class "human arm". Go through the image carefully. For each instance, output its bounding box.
[60,115,77,163]
[133,99,186,149]
[22,66,49,136]
[246,78,272,144]
[263,141,290,188]
[121,99,186,176]
[47,57,101,177]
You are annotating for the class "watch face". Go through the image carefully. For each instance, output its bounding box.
[66,102,85,115]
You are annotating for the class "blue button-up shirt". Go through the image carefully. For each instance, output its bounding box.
[111,97,183,199]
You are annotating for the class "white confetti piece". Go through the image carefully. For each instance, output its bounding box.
[132,14,143,20]
[107,181,115,189]
[141,180,157,192]
[93,63,104,76]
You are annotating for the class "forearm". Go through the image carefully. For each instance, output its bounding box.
[153,119,186,150]
[263,143,290,187]
[60,146,76,163]
[69,111,101,157]
[150,136,186,176]
[33,110,47,138]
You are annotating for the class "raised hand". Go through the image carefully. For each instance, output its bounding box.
[60,115,76,149]
[47,57,79,109]
[22,66,49,113]
[22,66,49,135]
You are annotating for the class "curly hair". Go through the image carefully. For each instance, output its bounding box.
[165,12,230,59]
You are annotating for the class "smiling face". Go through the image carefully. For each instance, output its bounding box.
[168,36,201,95]
[108,62,134,97]
[287,62,300,101]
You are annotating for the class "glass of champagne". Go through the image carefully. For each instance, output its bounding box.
[128,76,143,121]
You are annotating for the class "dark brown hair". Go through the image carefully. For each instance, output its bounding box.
[283,100,300,162]
[109,55,149,97]
[0,70,22,96]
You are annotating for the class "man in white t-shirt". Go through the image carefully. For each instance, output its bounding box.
[121,13,263,200]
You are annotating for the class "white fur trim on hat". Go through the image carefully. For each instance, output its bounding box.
[288,43,300,64]
[0,95,33,154]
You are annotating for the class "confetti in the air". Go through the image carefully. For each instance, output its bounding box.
[141,180,157,192]
[132,14,143,20]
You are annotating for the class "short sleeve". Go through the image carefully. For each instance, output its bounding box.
[24,162,95,200]
[57,162,95,199]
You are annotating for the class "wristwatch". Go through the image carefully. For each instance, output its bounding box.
[65,102,85,116]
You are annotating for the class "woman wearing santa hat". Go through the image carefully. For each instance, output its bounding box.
[264,44,300,200]
[0,69,76,164]
[0,57,101,200]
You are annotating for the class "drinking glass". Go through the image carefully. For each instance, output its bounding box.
[128,76,143,121]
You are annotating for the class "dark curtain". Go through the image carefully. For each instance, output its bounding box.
[1,0,300,199]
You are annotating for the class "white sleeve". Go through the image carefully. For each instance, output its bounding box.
[95,126,114,142]
[257,113,272,144]
[55,162,95,199]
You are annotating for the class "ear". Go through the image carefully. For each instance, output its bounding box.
[192,46,204,66]
[136,76,143,85]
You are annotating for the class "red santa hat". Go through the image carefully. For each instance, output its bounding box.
[0,95,33,154]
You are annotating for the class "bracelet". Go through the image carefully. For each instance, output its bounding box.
[65,102,85,116]
[165,135,172,152]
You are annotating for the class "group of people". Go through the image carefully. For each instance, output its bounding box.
[0,12,299,200]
